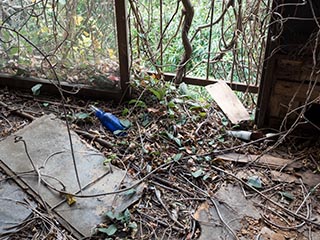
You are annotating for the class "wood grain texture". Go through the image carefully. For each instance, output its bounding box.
[206,81,250,124]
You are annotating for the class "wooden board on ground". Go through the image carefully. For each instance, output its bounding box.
[215,153,301,169]
[206,81,250,124]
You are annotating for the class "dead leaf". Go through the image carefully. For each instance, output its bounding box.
[66,194,76,206]
[270,170,298,183]
[193,202,210,221]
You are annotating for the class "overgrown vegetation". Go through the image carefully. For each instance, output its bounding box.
[0,0,271,99]
[129,0,271,86]
[0,0,119,85]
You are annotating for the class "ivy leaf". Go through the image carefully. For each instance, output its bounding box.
[192,169,204,178]
[97,224,117,236]
[31,84,42,96]
[128,99,146,108]
[149,88,163,101]
[114,209,131,224]
[168,108,175,118]
[203,174,210,181]
[173,153,183,161]
[122,108,129,116]
[173,137,182,147]
[123,209,131,223]
[178,82,189,95]
[120,119,132,128]
[247,176,262,189]
[199,112,207,117]
[105,211,115,220]
[142,118,150,127]
[113,130,126,136]
[74,112,90,120]
[167,101,176,108]
[128,222,138,229]
[149,87,167,101]
[221,117,229,126]
[279,191,295,201]
[162,131,182,147]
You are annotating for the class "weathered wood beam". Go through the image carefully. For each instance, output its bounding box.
[148,72,259,93]
[0,73,121,100]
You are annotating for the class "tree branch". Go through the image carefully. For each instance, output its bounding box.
[175,0,194,84]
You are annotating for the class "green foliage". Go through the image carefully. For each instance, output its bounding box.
[149,87,166,101]
[128,99,147,109]
[129,0,270,96]
[247,176,262,189]
[120,119,132,128]
[279,191,295,201]
[124,188,137,197]
[31,84,42,96]
[122,108,129,116]
[103,154,117,165]
[1,0,119,81]
[173,153,183,161]
[161,131,182,147]
[97,225,117,236]
[74,112,90,120]
[98,209,137,237]
[191,169,204,178]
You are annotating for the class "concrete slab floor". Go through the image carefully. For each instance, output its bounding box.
[0,114,130,237]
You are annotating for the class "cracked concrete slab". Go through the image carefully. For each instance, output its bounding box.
[194,184,260,240]
[0,114,132,237]
[0,171,35,234]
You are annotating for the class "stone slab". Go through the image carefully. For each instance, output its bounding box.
[0,114,127,237]
[195,184,260,240]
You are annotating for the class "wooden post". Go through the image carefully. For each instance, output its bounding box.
[115,0,131,98]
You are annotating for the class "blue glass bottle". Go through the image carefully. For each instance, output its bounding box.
[91,106,125,135]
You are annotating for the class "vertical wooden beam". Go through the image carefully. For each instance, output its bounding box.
[115,0,131,98]
[255,0,277,128]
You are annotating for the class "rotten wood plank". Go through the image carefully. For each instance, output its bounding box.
[0,73,122,100]
[215,153,301,170]
[206,81,250,124]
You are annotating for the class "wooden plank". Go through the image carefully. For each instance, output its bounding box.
[0,73,122,100]
[215,153,301,170]
[206,81,250,124]
[156,72,259,93]
[274,80,320,99]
